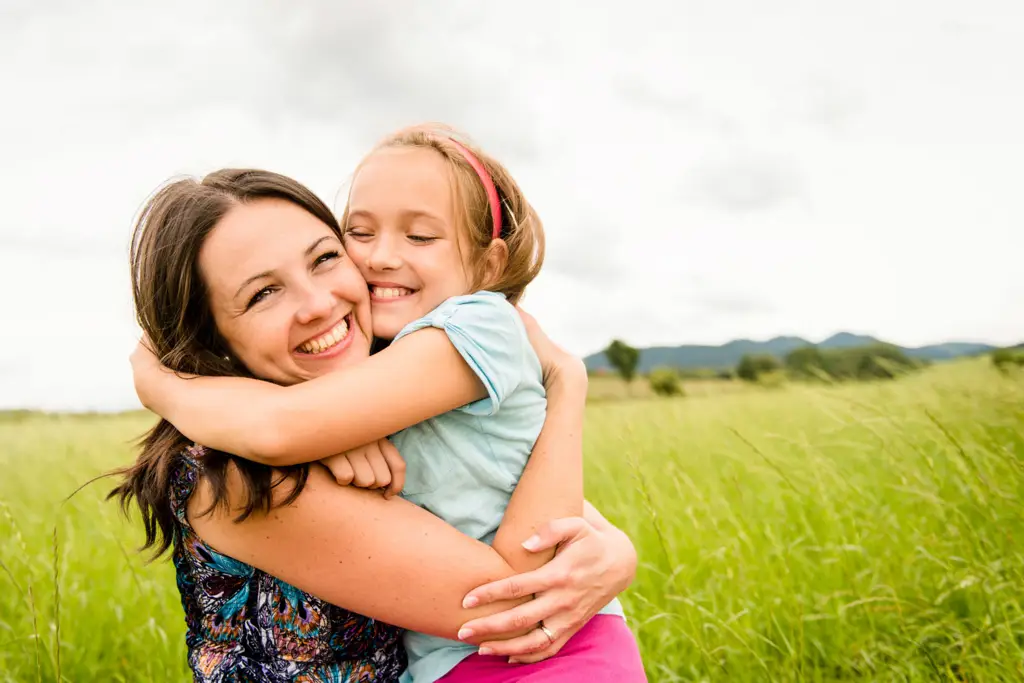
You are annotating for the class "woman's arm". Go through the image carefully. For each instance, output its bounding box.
[132,328,486,464]
[459,503,638,661]
[490,310,586,573]
[186,336,592,643]
[191,461,530,643]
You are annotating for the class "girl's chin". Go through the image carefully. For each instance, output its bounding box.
[370,310,413,339]
[372,328,401,343]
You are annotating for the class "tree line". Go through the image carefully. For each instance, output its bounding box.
[737,343,919,382]
[992,347,1024,372]
[598,339,1021,396]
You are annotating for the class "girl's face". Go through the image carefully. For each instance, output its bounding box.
[199,198,373,385]
[343,146,474,341]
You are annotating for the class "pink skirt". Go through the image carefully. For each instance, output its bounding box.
[439,615,647,682]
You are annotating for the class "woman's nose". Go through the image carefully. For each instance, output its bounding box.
[295,284,334,325]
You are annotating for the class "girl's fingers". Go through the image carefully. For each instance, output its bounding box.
[380,440,405,498]
[347,452,377,488]
[364,445,393,490]
[324,455,355,486]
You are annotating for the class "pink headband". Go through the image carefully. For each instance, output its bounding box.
[446,138,503,240]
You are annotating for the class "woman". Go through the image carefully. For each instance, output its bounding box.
[113,168,637,681]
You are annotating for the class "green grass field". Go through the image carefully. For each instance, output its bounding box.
[2,360,1022,681]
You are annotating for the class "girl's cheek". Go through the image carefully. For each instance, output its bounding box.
[344,244,368,273]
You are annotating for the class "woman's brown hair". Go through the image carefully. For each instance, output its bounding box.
[108,168,343,558]
[340,123,545,304]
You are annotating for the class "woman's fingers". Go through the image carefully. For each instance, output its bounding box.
[462,517,589,608]
[379,439,405,499]
[465,600,545,638]
[478,624,568,659]
[459,593,576,642]
[521,516,589,552]
[507,639,566,665]
[505,627,574,663]
[462,569,548,613]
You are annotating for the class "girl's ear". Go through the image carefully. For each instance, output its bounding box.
[480,238,509,291]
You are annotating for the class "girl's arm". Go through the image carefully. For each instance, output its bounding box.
[489,310,586,573]
[132,327,487,464]
[191,460,531,643]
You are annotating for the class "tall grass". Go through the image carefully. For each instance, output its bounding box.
[1,360,1022,681]
[588,361,1024,681]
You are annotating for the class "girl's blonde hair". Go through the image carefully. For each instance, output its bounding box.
[342,123,545,304]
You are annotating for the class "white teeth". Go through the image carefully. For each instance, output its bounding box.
[374,286,411,299]
[299,318,350,355]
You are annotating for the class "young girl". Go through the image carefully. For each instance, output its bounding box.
[132,125,646,682]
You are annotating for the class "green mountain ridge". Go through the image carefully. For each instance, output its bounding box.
[583,332,998,374]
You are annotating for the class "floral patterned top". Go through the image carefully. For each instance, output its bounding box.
[169,446,406,681]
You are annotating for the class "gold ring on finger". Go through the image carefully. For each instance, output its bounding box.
[538,623,556,644]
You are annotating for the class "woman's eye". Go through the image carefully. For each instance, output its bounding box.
[314,250,341,267]
[247,286,275,309]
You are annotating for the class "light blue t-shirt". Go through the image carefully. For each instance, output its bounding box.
[390,291,624,683]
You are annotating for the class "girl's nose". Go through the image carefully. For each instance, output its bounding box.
[366,235,402,271]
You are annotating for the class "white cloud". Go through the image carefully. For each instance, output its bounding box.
[1,0,1022,410]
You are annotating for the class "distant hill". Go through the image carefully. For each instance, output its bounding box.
[583,332,996,374]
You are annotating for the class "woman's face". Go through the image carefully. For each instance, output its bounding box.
[199,198,372,385]
[343,146,473,341]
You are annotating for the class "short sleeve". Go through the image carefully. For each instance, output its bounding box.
[393,292,526,416]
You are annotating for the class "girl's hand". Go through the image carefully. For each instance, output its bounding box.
[321,439,406,499]
[129,335,170,410]
[457,513,637,663]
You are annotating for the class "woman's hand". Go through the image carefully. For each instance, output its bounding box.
[321,439,406,499]
[457,509,637,663]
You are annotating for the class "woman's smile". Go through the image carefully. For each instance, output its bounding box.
[294,312,356,358]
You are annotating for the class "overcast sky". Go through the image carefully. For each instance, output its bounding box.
[1,0,1022,411]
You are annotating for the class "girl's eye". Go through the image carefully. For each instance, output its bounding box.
[247,286,275,309]
[314,250,341,267]
[409,235,437,244]
[345,228,372,239]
